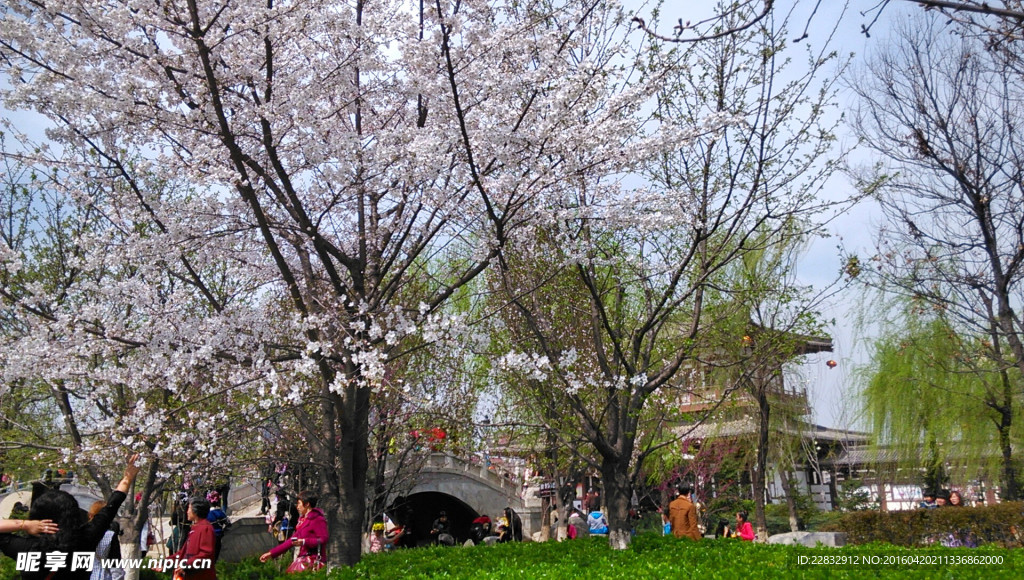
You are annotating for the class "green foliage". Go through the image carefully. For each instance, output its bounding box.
[832,480,876,512]
[134,556,301,580]
[314,534,1015,579]
[703,497,754,535]
[213,556,295,580]
[764,497,806,535]
[3,537,1022,580]
[822,502,1024,547]
[859,311,1024,492]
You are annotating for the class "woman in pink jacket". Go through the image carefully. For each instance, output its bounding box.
[259,490,328,572]
[733,511,755,541]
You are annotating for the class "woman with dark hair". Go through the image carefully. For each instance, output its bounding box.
[259,490,327,573]
[171,496,216,580]
[732,511,755,541]
[0,454,140,580]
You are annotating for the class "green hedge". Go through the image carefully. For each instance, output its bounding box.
[821,502,1024,547]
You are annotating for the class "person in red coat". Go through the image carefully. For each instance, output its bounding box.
[259,490,328,571]
[174,497,217,580]
[733,511,755,541]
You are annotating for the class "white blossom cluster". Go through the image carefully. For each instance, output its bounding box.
[0,0,796,548]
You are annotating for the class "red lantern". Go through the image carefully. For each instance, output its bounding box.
[826,360,837,369]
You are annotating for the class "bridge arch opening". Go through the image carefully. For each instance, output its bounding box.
[387,492,479,547]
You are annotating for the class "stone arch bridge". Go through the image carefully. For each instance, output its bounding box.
[385,453,540,546]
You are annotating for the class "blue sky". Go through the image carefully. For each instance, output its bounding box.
[626,0,907,429]
[779,0,917,430]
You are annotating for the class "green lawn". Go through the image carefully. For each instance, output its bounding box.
[2,535,1018,579]
[328,535,1019,579]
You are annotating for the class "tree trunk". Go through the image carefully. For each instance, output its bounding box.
[542,422,559,541]
[117,504,150,580]
[326,501,364,567]
[368,421,390,527]
[599,457,632,550]
[778,469,801,532]
[551,473,564,541]
[878,474,888,512]
[997,409,1018,501]
[752,386,770,540]
[998,420,1017,501]
[121,542,140,580]
[827,468,839,510]
[322,378,371,567]
[993,368,1019,501]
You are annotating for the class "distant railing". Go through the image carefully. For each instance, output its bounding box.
[0,482,31,495]
[422,453,523,495]
[678,383,809,408]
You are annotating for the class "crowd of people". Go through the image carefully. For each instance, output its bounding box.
[919,489,970,508]
[0,455,334,579]
[0,458,989,579]
[368,506,527,552]
[0,454,141,580]
[651,485,754,542]
[367,484,749,549]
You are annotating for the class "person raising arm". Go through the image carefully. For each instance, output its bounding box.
[0,519,58,536]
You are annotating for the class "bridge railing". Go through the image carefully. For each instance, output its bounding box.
[422,453,524,496]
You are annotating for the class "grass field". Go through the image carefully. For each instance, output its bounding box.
[3,534,1019,579]
[327,535,1019,579]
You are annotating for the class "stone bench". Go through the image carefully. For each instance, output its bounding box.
[767,531,847,547]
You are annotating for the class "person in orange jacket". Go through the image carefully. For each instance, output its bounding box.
[668,484,701,541]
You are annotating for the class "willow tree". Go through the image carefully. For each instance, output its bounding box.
[847,15,1024,500]
[704,230,838,538]
[849,15,1024,384]
[863,1,1024,39]
[860,309,1022,499]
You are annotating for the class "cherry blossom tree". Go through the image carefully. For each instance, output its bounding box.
[0,141,72,484]
[0,138,284,576]
[0,0,701,565]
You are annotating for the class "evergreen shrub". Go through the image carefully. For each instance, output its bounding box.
[821,502,1024,546]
